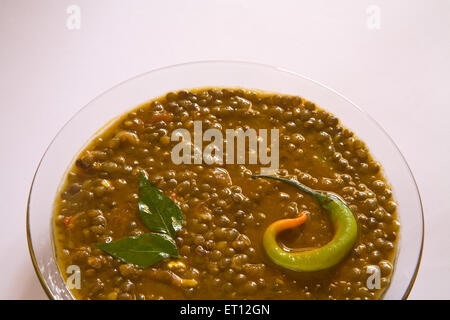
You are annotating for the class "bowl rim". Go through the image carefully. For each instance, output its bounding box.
[26,59,424,300]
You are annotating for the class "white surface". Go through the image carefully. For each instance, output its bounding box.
[0,0,448,299]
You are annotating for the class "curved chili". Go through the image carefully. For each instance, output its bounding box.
[252,174,358,272]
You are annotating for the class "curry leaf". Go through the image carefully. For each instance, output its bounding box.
[138,172,184,238]
[93,233,179,268]
[94,172,184,268]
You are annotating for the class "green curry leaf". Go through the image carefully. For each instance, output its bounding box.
[138,172,184,238]
[94,172,184,268]
[93,233,179,268]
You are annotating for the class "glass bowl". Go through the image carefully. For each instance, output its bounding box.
[27,61,423,300]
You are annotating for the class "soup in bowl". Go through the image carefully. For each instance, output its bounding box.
[53,88,399,300]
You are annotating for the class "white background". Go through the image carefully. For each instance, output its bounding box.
[0,0,449,299]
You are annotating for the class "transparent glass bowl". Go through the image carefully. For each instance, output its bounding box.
[27,61,423,300]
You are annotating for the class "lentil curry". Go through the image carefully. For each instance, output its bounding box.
[54,88,399,300]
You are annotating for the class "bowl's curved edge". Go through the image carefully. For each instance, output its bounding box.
[27,163,56,300]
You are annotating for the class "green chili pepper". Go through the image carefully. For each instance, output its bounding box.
[252,174,358,272]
